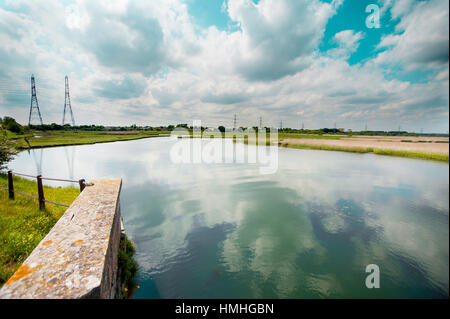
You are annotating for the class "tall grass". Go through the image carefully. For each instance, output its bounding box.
[117,233,138,298]
[280,143,449,162]
[0,174,79,285]
[373,149,449,162]
[280,143,373,153]
[14,131,168,149]
[278,133,346,140]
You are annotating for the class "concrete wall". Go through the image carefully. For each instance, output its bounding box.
[0,178,123,299]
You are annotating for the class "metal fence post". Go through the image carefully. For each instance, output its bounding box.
[37,175,45,210]
[79,179,85,192]
[8,171,14,200]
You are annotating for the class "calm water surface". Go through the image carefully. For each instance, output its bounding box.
[8,137,449,298]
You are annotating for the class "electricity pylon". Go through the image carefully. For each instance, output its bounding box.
[28,75,43,126]
[62,76,75,126]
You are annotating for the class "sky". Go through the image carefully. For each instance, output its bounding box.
[0,0,448,132]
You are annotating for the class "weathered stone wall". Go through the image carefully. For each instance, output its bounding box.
[0,178,123,299]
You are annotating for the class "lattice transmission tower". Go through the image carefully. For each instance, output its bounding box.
[28,74,43,126]
[62,76,75,126]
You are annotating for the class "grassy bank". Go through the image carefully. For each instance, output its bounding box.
[118,233,139,299]
[280,143,449,162]
[0,174,79,285]
[12,130,170,149]
[278,133,346,140]
[372,149,449,162]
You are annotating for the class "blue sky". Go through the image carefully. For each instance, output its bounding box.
[0,0,448,132]
[186,0,231,30]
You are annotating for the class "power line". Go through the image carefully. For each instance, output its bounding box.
[62,76,75,126]
[28,74,43,126]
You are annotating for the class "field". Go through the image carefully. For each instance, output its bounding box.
[0,174,79,285]
[279,135,449,161]
[11,130,170,149]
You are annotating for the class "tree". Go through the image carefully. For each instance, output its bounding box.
[0,130,16,170]
[1,116,23,134]
[218,126,225,133]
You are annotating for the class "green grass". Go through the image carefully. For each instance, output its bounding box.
[278,133,346,140]
[0,174,79,286]
[12,130,170,149]
[280,143,374,153]
[173,131,346,140]
[3,131,34,139]
[117,233,139,299]
[372,149,449,162]
[280,143,449,162]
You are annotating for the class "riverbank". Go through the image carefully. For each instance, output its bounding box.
[0,174,79,285]
[279,138,449,162]
[5,129,449,162]
[11,130,170,150]
[234,133,449,162]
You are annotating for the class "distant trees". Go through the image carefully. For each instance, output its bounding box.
[0,117,20,169]
[29,123,107,131]
[0,130,15,170]
[321,128,340,134]
[1,117,23,134]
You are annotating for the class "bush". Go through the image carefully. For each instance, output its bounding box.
[0,131,16,170]
[117,233,138,298]
[1,117,23,134]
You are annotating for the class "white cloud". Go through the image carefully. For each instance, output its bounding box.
[65,3,90,31]
[376,0,449,70]
[328,30,364,58]
[0,0,448,132]
[224,0,340,80]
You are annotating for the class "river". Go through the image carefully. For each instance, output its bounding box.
[7,137,449,298]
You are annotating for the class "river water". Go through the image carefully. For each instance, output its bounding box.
[7,137,449,298]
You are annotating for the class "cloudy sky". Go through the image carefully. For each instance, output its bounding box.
[0,0,448,132]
